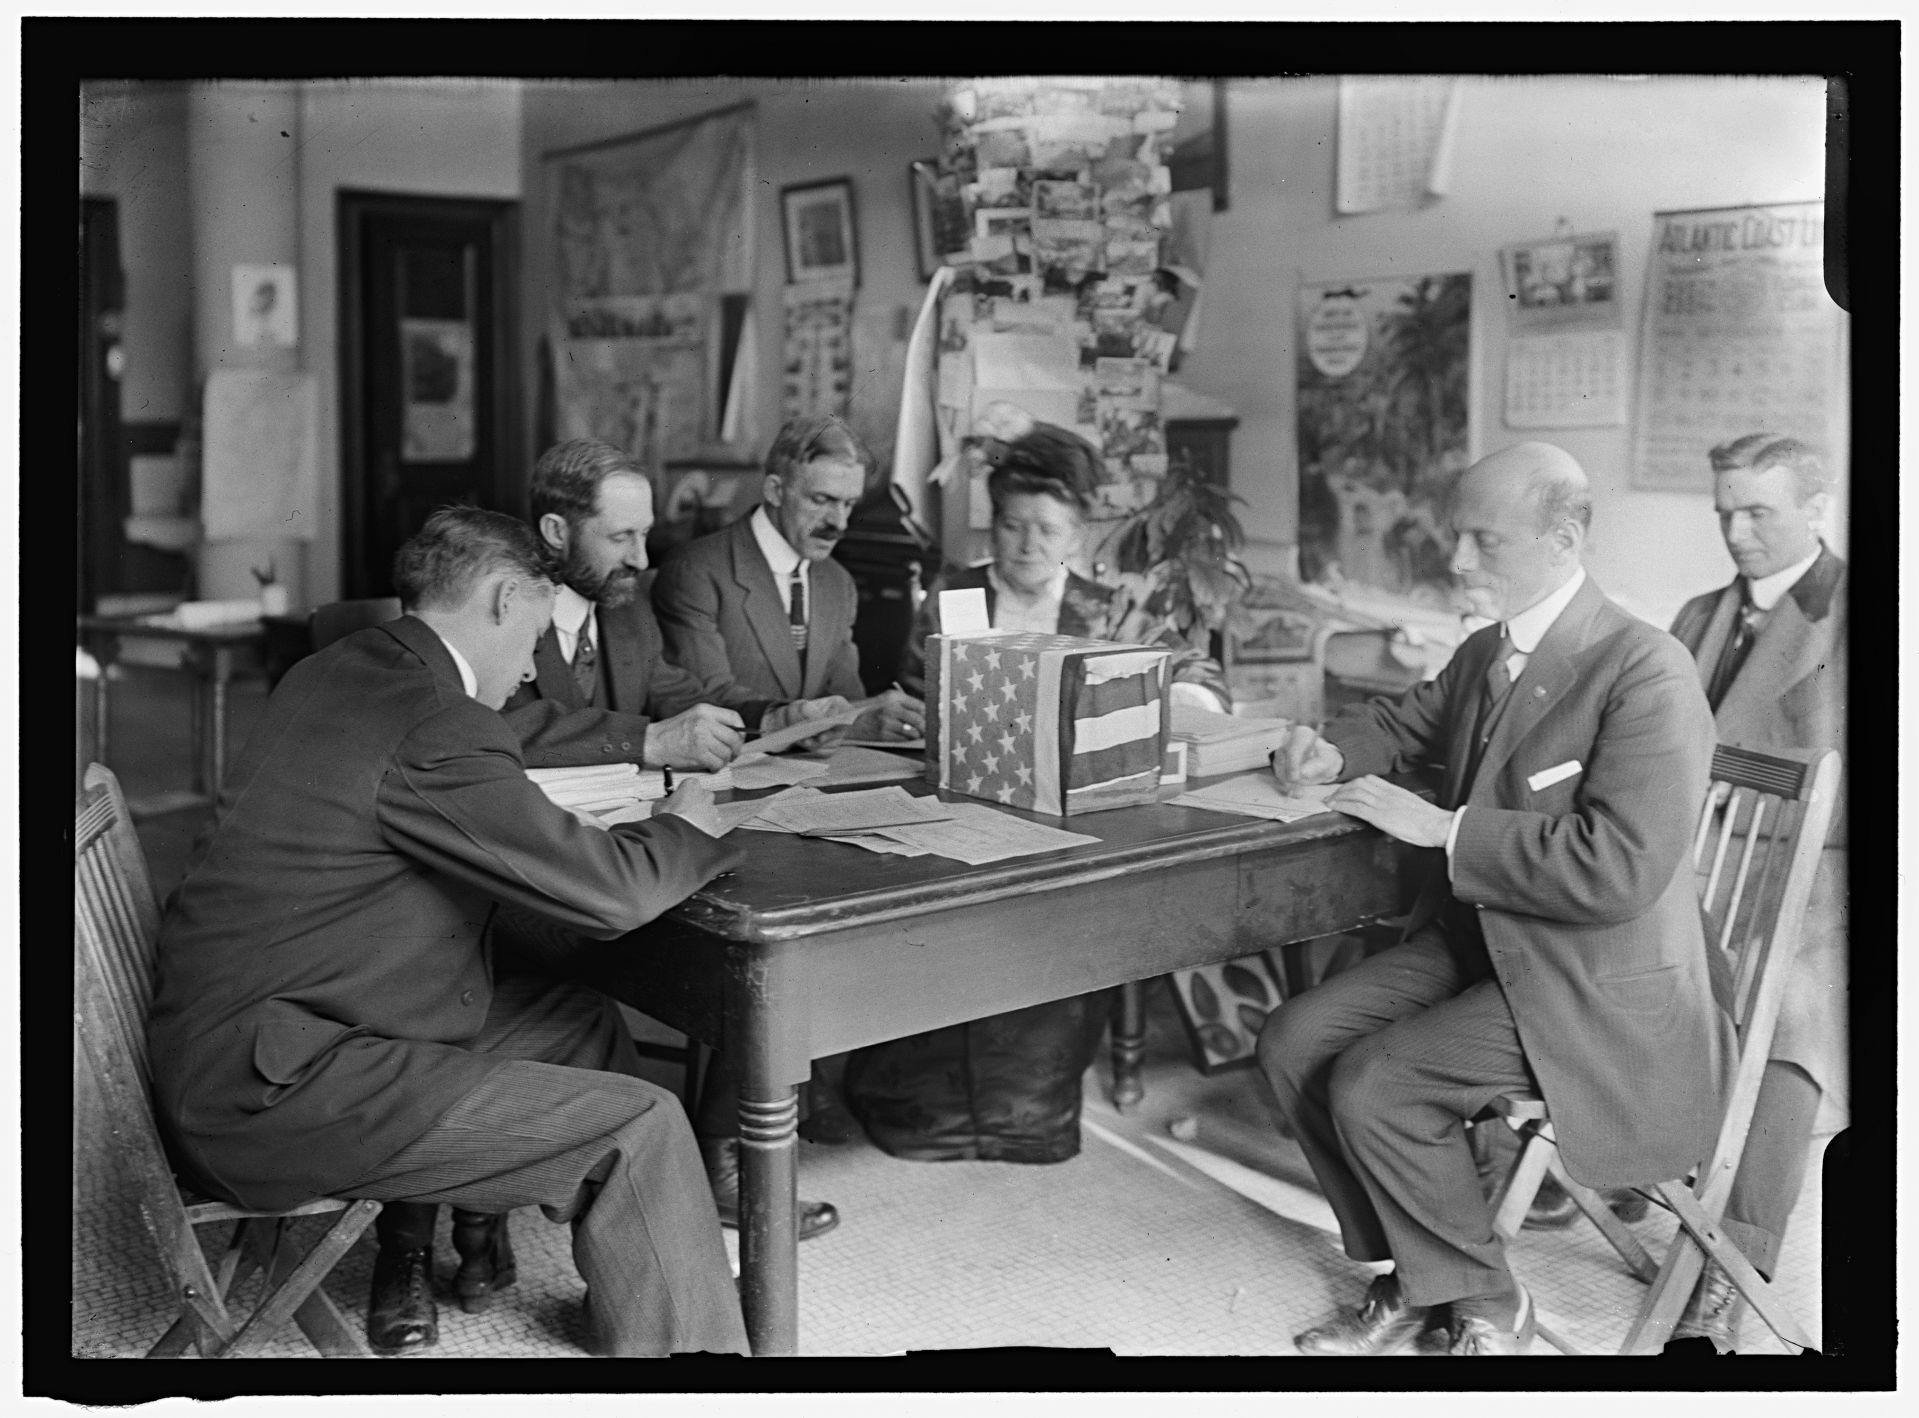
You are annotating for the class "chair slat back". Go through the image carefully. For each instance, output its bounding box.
[75,764,165,1102]
[1687,744,1839,1215]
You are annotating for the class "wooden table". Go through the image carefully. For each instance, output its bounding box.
[77,615,269,818]
[580,782,1406,1356]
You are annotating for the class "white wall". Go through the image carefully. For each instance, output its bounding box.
[1178,75,1837,628]
[297,79,524,602]
[519,78,947,483]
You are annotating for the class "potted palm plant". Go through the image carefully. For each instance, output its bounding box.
[1095,453,1251,663]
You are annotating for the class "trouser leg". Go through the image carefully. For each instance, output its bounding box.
[1327,976,1537,1309]
[695,1045,741,1140]
[1255,928,1483,1264]
[375,1200,439,1250]
[1720,1059,1822,1280]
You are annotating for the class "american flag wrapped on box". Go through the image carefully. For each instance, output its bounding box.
[924,630,1172,816]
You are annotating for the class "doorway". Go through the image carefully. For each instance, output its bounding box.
[339,190,519,598]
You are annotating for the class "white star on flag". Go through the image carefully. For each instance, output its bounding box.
[967,774,984,794]
[999,730,1018,755]
[967,721,985,744]
[968,668,985,692]
[1017,763,1033,785]
[997,785,1017,804]
[1001,680,1019,703]
[1020,660,1036,680]
[984,649,1001,670]
[982,751,1001,774]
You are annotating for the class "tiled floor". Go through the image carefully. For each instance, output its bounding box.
[72,666,1830,1360]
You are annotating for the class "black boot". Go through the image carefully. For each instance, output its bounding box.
[451,1209,517,1315]
[367,1202,439,1352]
[699,1136,840,1241]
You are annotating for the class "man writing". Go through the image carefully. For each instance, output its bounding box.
[147,507,750,1357]
[1664,432,1846,1351]
[1256,442,1723,1356]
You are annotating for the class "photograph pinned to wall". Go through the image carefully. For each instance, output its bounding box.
[1501,230,1620,331]
[1296,273,1473,607]
[1499,229,1625,429]
[1032,178,1100,220]
[1632,200,1845,492]
[781,177,860,287]
[232,263,297,348]
[910,160,973,282]
[781,277,855,423]
[1031,218,1104,288]
[400,318,475,462]
[1168,954,1287,1073]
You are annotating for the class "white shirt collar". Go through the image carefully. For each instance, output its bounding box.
[1503,565,1587,654]
[553,584,595,639]
[426,627,480,699]
[750,504,805,582]
[1743,546,1823,612]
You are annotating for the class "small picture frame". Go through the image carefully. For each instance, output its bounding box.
[781,177,859,287]
[909,160,969,283]
[1168,952,1288,1074]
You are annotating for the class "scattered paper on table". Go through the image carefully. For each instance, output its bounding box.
[873,801,1100,865]
[832,833,934,858]
[1171,774,1336,822]
[731,756,833,791]
[737,704,866,761]
[838,737,927,753]
[812,746,927,788]
[715,787,812,834]
[750,786,953,837]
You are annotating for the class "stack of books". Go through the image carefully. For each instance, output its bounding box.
[1169,704,1296,780]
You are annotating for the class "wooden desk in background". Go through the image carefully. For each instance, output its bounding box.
[580,781,1405,1355]
[77,615,269,818]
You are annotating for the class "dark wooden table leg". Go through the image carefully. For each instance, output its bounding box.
[737,1087,800,1356]
[1111,978,1145,1113]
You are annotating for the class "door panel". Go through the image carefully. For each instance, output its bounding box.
[340,192,518,598]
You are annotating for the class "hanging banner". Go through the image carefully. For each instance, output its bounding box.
[1632,201,1844,491]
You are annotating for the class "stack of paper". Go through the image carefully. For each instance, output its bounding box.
[526,762,734,828]
[1170,773,1335,824]
[1170,705,1297,779]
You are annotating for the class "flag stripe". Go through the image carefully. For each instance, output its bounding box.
[1035,646,1065,815]
[1072,698,1161,754]
[1069,737,1164,787]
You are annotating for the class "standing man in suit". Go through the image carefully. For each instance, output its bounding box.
[1257,442,1723,1357]
[370,438,851,1339]
[1666,432,1846,1350]
[147,507,750,1357]
[652,414,925,745]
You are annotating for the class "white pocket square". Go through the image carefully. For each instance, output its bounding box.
[1527,760,1582,792]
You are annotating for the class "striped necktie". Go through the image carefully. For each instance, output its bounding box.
[788,565,808,655]
[1707,593,1763,710]
[572,626,598,706]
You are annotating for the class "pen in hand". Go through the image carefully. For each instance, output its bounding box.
[662,765,674,793]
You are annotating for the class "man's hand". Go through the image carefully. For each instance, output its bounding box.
[763,696,856,754]
[644,704,746,771]
[1325,775,1454,849]
[851,687,925,743]
[1271,724,1344,792]
[653,778,725,838]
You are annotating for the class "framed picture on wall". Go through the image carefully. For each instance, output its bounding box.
[781,177,859,286]
[909,160,971,282]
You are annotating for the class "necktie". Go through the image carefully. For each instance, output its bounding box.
[788,565,808,655]
[1707,595,1763,710]
[1463,630,1516,791]
[572,626,599,706]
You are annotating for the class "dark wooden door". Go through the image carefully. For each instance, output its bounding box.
[339,191,518,598]
[79,197,125,614]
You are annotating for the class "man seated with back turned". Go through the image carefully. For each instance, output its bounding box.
[1256,442,1725,1356]
[368,437,851,1348]
[146,507,750,1358]
[1663,431,1847,1351]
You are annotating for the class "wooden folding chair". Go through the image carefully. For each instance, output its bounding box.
[1484,744,1838,1355]
[73,763,382,1358]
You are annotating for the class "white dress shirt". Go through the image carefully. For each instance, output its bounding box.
[750,505,808,617]
[551,584,597,668]
[427,628,480,700]
[985,563,1070,634]
[1743,545,1823,616]
[1443,566,1587,864]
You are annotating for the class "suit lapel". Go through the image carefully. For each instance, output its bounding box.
[732,518,805,698]
[1713,590,1824,739]
[1684,584,1744,698]
[1440,627,1504,807]
[1467,576,1606,805]
[531,627,584,709]
[600,609,647,713]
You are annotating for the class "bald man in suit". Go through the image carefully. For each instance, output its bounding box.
[1257,443,1724,1357]
[1665,432,1847,1351]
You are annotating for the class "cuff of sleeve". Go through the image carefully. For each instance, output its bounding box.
[1444,806,1465,872]
[1170,680,1228,714]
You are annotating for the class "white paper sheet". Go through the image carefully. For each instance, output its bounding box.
[873,801,1100,865]
[811,746,927,789]
[729,756,833,791]
[735,704,866,761]
[749,786,954,837]
[1170,774,1336,823]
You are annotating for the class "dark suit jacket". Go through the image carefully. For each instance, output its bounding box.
[146,615,742,1212]
[1670,547,1847,1108]
[502,593,779,768]
[899,562,1233,707]
[1324,574,1724,1188]
[652,513,865,702]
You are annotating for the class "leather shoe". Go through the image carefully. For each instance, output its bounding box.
[451,1209,517,1315]
[798,1099,864,1146]
[1447,1282,1536,1356]
[1294,1272,1435,1356]
[1605,1187,1650,1224]
[701,1136,841,1241]
[1523,1176,1579,1230]
[1672,1262,1745,1351]
[366,1245,438,1352]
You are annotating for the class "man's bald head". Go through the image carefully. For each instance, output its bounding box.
[1448,442,1590,621]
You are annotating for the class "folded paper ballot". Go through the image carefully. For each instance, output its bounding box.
[1169,773,1335,823]
[737,704,866,761]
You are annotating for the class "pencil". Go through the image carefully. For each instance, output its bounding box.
[662,766,674,793]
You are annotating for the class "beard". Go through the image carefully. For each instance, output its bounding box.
[561,543,642,608]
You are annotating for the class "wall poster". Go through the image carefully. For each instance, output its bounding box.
[1295,273,1473,609]
[545,103,756,466]
[1632,201,1844,492]
[1499,230,1626,430]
